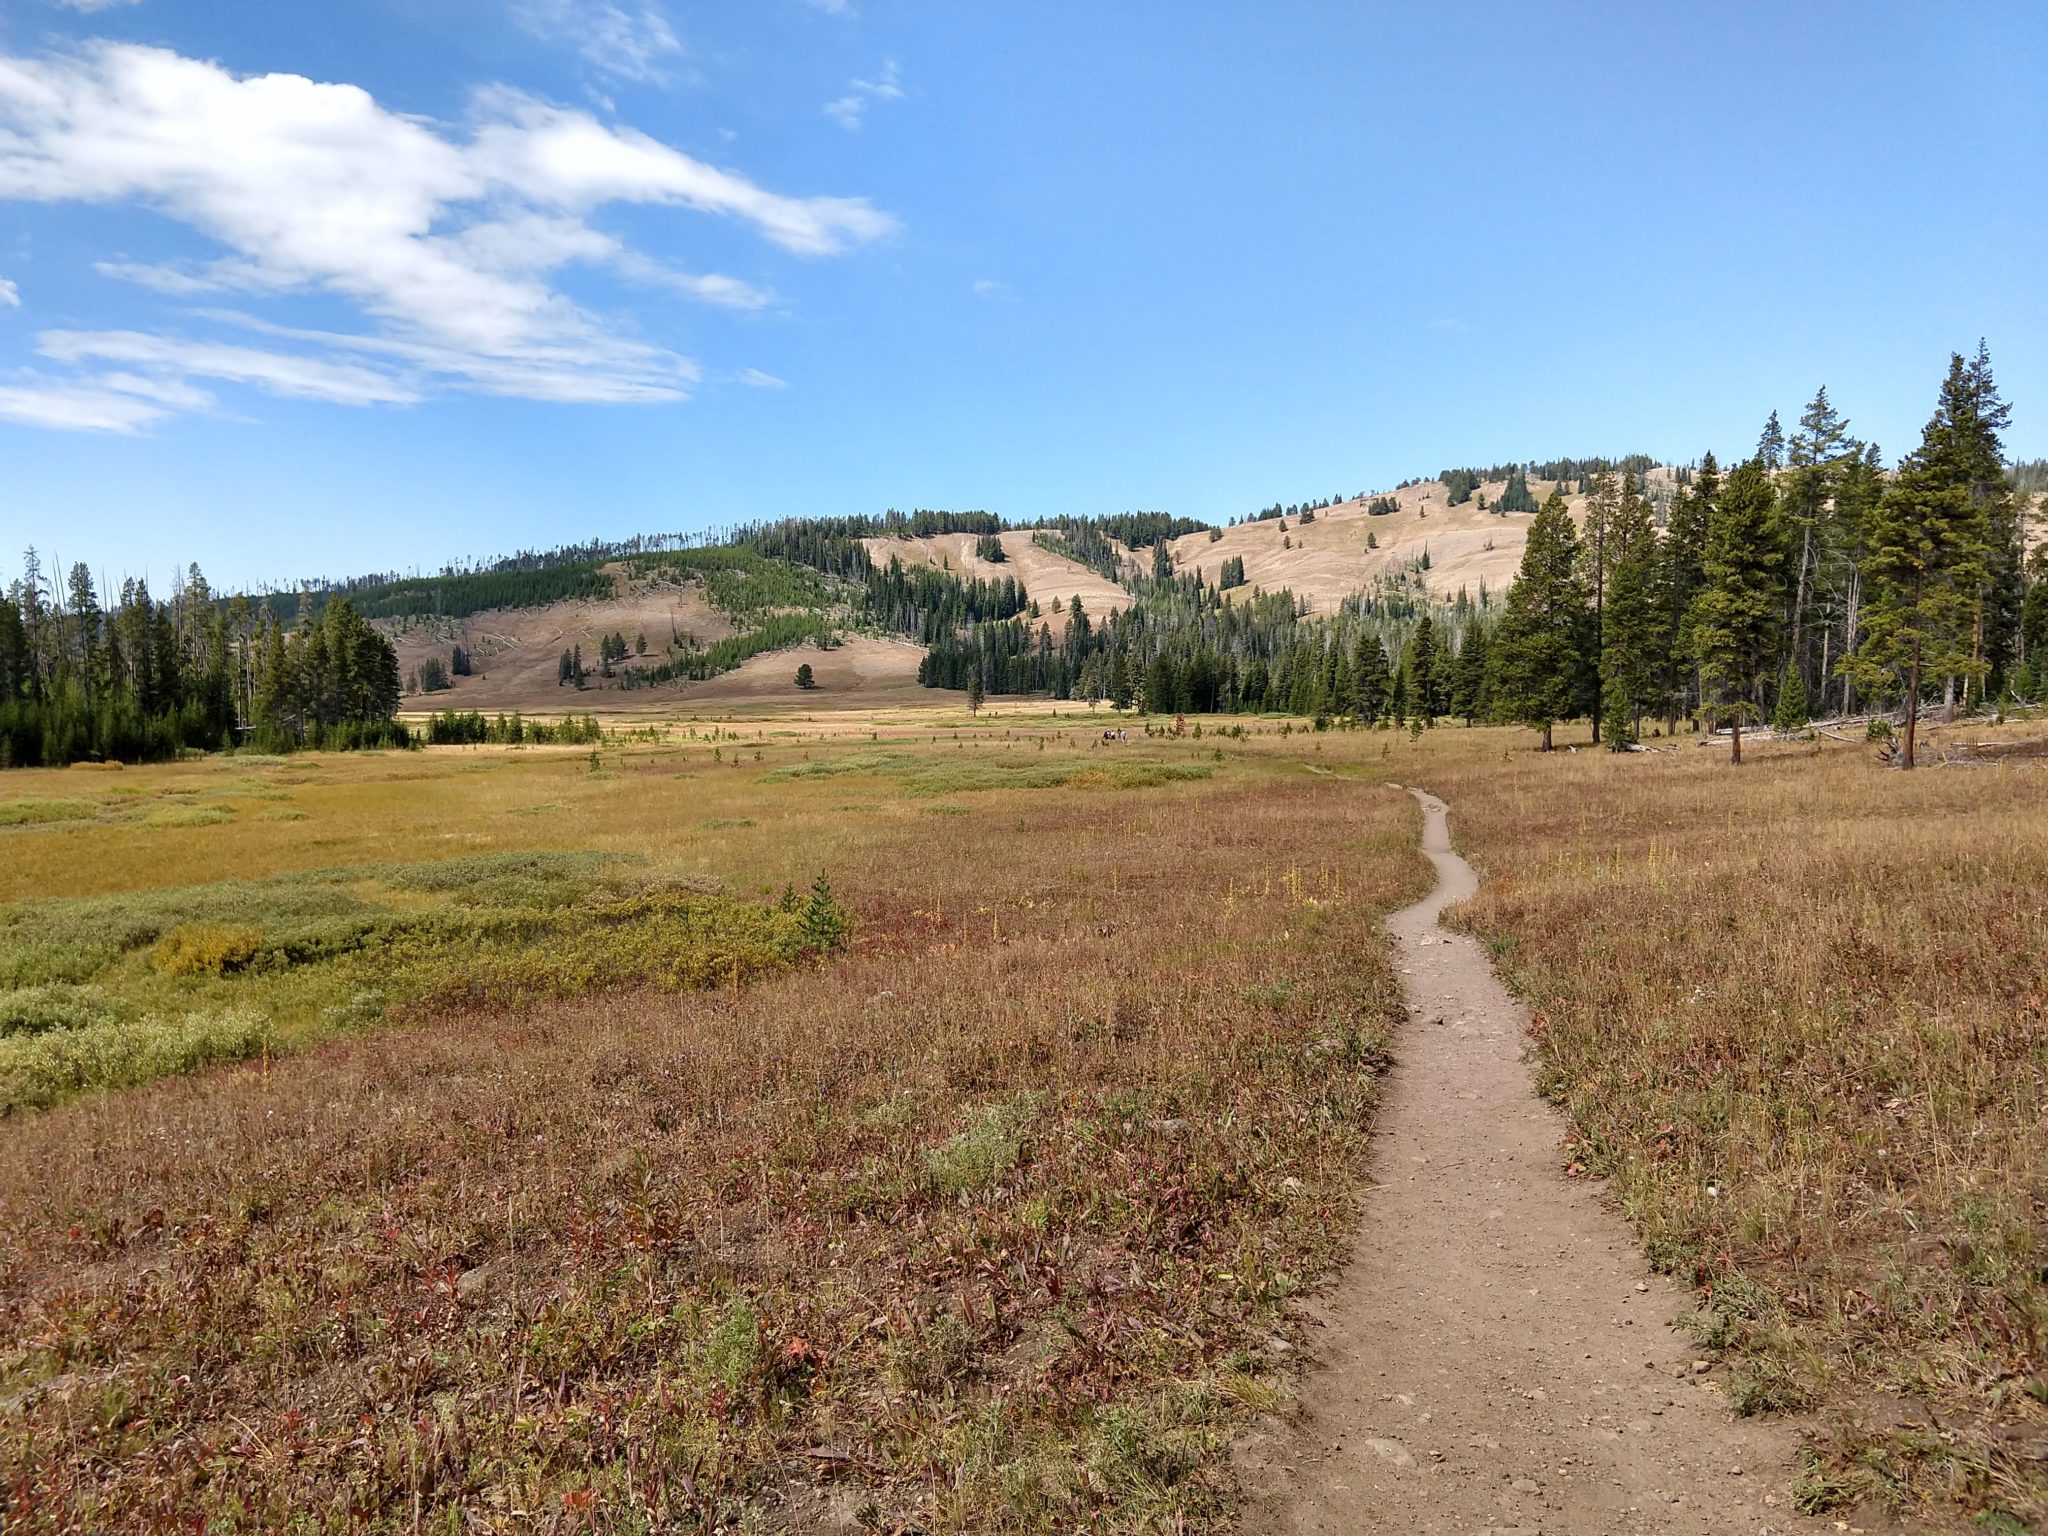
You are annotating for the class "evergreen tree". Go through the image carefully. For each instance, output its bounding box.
[1488,489,1590,750]
[795,662,817,689]
[1351,633,1390,723]
[1844,351,1999,767]
[966,671,985,714]
[1581,469,1620,741]
[1782,386,1859,704]
[1689,459,1787,765]
[1757,409,1786,470]
[1599,471,1662,743]
[1404,614,1442,722]
[1831,444,1886,716]
[1772,667,1809,732]
[1497,467,1539,514]
[1449,621,1491,724]
[1655,452,1714,730]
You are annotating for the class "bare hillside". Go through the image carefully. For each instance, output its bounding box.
[1168,478,1557,614]
[387,569,736,712]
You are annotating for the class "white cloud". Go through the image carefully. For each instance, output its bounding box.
[39,330,422,406]
[207,311,696,404]
[825,58,901,130]
[971,277,1014,300]
[804,0,855,14]
[0,42,894,429]
[515,0,683,84]
[734,367,785,388]
[0,378,168,433]
[0,276,18,307]
[56,0,146,12]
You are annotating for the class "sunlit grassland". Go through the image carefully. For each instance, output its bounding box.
[0,712,1426,1532]
[1408,720,2048,1527]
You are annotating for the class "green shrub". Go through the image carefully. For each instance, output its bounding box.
[703,1302,761,1392]
[141,802,233,829]
[0,1008,267,1114]
[0,798,99,827]
[0,937,120,988]
[926,1103,1027,1195]
[0,985,120,1037]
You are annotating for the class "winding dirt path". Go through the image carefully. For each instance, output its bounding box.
[1237,788,1824,1535]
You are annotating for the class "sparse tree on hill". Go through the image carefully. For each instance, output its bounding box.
[1488,489,1591,750]
[1689,458,1787,765]
[794,662,817,690]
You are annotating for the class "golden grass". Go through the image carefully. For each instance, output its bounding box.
[8,701,2039,1528]
[1408,721,2048,1527]
[0,716,1424,1532]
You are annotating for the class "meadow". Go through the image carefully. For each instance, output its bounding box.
[1412,722,2048,1526]
[0,712,1422,1532]
[1,706,2042,1530]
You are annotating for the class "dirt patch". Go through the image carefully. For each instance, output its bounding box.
[1237,788,1854,1535]
[677,634,927,707]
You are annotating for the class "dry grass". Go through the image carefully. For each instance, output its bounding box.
[0,720,1423,1532]
[1409,721,2048,1528]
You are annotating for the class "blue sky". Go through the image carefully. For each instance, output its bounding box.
[2,1,2043,591]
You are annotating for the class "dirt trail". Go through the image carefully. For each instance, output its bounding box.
[1238,788,1826,1536]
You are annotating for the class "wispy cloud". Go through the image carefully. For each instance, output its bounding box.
[0,41,896,429]
[55,0,146,12]
[0,376,172,433]
[0,276,18,308]
[970,277,1014,300]
[38,330,423,407]
[825,58,901,130]
[515,0,683,84]
[804,0,855,15]
[734,367,785,388]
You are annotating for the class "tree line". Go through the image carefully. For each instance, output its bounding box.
[1479,346,2036,766]
[2,558,404,767]
[908,347,2038,772]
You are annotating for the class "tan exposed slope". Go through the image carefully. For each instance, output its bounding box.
[678,634,925,707]
[387,569,736,713]
[1167,468,1681,614]
[1166,479,1571,614]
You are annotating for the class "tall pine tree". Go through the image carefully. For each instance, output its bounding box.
[1844,350,1999,767]
[1599,472,1662,745]
[1689,459,1786,765]
[1488,490,1591,751]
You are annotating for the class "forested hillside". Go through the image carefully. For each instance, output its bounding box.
[7,345,2040,765]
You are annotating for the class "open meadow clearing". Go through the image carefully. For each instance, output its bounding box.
[0,711,1426,1532]
[3,707,2043,1530]
[1411,721,2048,1526]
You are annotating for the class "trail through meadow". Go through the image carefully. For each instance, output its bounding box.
[1238,787,1849,1536]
